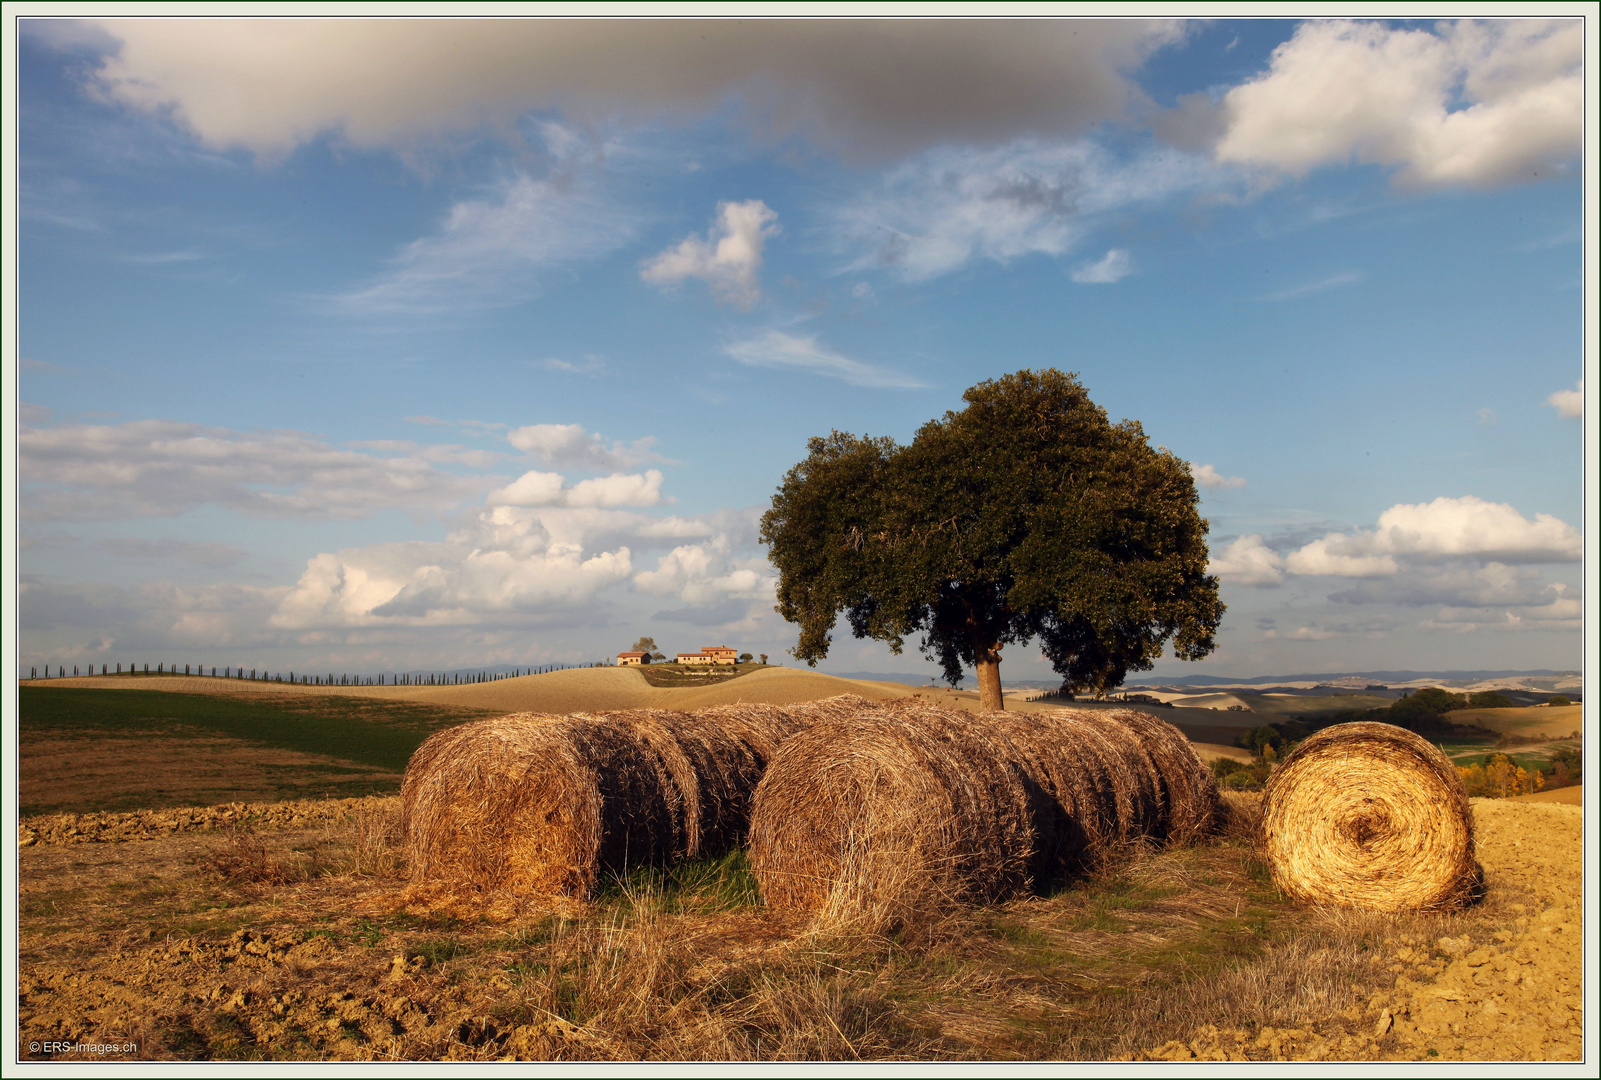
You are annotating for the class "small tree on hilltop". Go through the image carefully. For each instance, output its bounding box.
[760,369,1225,711]
[631,636,658,664]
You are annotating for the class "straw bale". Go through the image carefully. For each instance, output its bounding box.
[400,713,678,899]
[747,707,1034,923]
[751,703,1223,915]
[1102,708,1223,845]
[1259,721,1481,911]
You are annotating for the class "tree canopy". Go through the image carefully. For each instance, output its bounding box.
[760,369,1225,710]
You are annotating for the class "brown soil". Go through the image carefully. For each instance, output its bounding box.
[13,790,1582,1062]
[19,734,397,816]
[1128,799,1583,1062]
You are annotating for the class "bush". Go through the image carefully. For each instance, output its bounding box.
[1466,691,1515,709]
[1548,695,1572,707]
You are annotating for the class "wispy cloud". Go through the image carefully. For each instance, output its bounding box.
[1071,247,1133,284]
[337,167,639,315]
[724,331,928,389]
[835,138,1222,282]
[1257,271,1363,302]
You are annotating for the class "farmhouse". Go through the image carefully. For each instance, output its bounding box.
[675,646,739,666]
[616,652,647,666]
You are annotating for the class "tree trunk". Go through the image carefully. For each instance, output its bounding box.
[975,642,1004,712]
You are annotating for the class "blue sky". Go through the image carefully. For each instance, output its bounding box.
[10,15,1592,682]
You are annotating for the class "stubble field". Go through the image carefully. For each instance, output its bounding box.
[13,671,1586,1062]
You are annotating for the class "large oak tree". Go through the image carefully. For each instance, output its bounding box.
[760,369,1225,711]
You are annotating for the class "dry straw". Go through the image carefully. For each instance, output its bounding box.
[748,704,1222,925]
[746,707,1034,927]
[1259,721,1481,911]
[401,696,868,899]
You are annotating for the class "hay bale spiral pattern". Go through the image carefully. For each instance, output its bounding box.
[1259,721,1481,911]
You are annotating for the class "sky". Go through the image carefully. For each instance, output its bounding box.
[7,14,1595,684]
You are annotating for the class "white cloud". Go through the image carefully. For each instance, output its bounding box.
[1191,463,1246,490]
[724,330,927,389]
[634,544,775,605]
[1476,407,1497,427]
[20,418,489,522]
[1071,248,1133,284]
[507,423,662,470]
[1546,379,1582,419]
[338,169,638,314]
[267,502,763,630]
[1209,534,1284,586]
[80,20,1180,160]
[1285,538,1400,578]
[1285,495,1581,578]
[1418,583,1581,633]
[1214,19,1581,188]
[486,469,667,509]
[836,138,1218,281]
[641,200,778,309]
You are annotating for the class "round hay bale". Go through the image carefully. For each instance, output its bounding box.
[1102,708,1223,845]
[583,708,767,857]
[747,707,1033,926]
[401,713,679,899]
[1259,722,1481,911]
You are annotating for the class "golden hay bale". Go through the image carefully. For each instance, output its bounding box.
[401,713,678,899]
[747,708,1034,925]
[750,704,1223,916]
[577,708,768,858]
[402,698,862,899]
[1102,708,1223,845]
[1259,722,1481,911]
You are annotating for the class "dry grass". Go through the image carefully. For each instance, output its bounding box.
[1260,723,1481,911]
[16,788,1578,1062]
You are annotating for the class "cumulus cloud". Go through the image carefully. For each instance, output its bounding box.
[1070,247,1133,284]
[338,168,638,313]
[1209,534,1284,586]
[76,20,1181,160]
[1284,495,1581,578]
[1213,19,1581,188]
[837,139,1217,281]
[507,423,662,470]
[1546,379,1582,419]
[1190,463,1246,490]
[724,331,927,389]
[19,577,288,664]
[634,543,776,605]
[1328,562,1565,609]
[1418,583,1581,633]
[487,469,666,509]
[641,200,779,309]
[20,418,490,522]
[268,502,762,630]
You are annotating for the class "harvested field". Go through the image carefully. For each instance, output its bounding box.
[15,791,1581,1062]
[19,734,397,816]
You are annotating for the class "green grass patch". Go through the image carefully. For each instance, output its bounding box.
[20,687,490,771]
[594,849,763,914]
